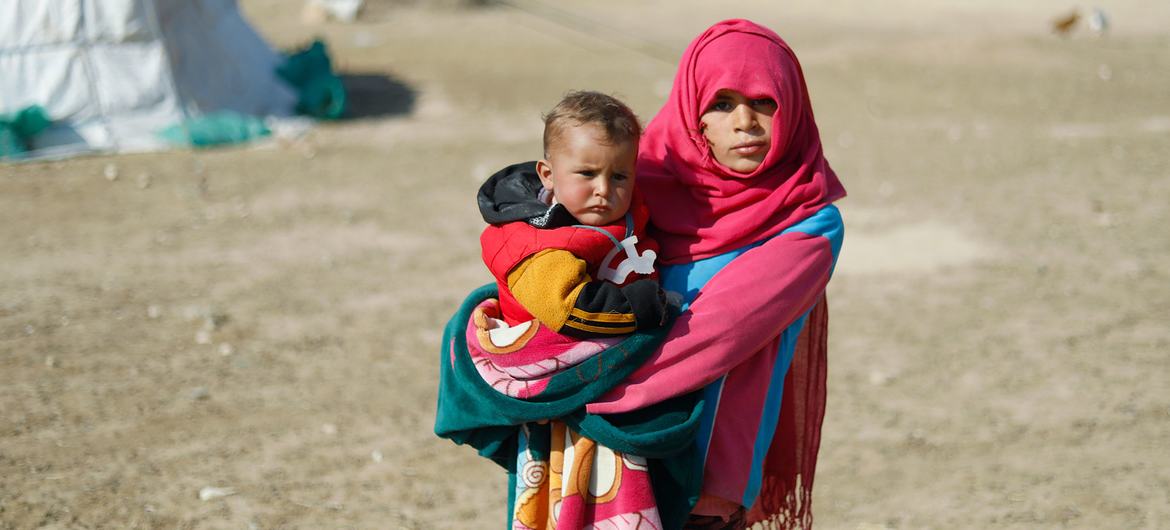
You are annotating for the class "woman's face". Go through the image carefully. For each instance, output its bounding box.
[699,89,777,173]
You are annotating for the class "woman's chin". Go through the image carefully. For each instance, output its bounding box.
[723,159,763,174]
[711,151,766,174]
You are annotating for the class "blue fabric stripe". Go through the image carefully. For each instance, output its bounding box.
[781,204,844,273]
[696,376,725,466]
[660,259,740,470]
[659,240,763,308]
[741,312,808,507]
[665,204,842,305]
[659,204,842,504]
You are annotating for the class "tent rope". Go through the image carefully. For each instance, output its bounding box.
[492,0,677,65]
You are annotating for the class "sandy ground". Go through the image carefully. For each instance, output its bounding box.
[3,1,1169,528]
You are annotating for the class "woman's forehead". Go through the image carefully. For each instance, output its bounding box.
[694,52,800,112]
[710,88,757,99]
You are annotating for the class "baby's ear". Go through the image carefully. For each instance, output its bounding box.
[535,159,555,190]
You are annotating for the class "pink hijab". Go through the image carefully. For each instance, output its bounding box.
[638,19,846,264]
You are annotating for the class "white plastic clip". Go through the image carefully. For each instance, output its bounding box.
[597,235,657,284]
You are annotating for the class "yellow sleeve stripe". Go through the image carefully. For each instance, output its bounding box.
[564,320,637,335]
[569,307,638,324]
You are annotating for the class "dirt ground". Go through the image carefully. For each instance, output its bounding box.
[3,1,1169,528]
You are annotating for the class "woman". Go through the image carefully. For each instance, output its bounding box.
[586,19,846,529]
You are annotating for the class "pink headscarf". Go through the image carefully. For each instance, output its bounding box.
[638,19,846,264]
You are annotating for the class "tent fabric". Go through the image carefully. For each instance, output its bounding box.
[0,0,297,159]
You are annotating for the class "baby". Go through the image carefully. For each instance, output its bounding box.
[465,89,680,530]
[477,90,668,338]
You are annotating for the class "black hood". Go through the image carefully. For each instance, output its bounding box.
[477,161,579,228]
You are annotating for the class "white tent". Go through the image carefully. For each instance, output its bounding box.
[0,0,298,159]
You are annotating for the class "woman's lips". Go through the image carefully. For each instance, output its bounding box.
[732,142,766,156]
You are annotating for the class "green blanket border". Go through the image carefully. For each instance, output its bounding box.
[434,283,704,529]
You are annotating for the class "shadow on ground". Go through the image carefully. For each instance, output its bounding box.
[341,73,418,120]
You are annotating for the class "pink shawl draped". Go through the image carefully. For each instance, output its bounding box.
[638,19,845,264]
[628,19,844,527]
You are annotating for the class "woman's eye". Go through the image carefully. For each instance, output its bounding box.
[751,98,777,110]
[709,101,733,112]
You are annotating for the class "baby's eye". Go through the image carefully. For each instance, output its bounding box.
[579,170,597,177]
[613,173,629,181]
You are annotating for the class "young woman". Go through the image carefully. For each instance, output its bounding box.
[586,19,847,529]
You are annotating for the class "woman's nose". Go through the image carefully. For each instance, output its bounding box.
[732,104,757,131]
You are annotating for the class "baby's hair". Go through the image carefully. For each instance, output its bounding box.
[542,91,641,157]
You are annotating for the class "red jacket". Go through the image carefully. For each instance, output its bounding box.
[477,162,666,337]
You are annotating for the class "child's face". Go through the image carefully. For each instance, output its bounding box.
[536,123,637,226]
[699,89,776,173]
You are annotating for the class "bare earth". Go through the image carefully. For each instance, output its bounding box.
[2,1,1168,528]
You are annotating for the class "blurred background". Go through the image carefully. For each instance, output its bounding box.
[2,0,1168,528]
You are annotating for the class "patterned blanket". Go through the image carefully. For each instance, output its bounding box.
[435,284,703,529]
